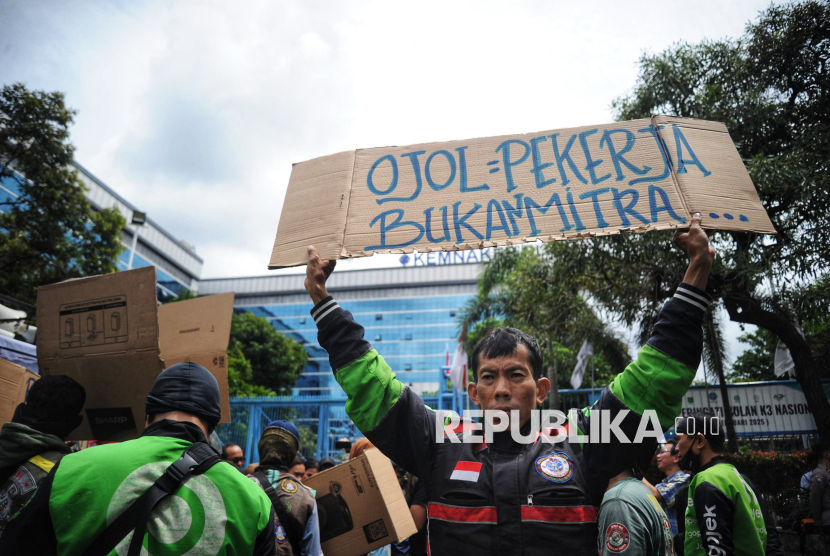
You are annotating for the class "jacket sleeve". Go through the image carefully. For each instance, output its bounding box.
[742,473,783,556]
[0,459,59,555]
[313,296,437,478]
[693,481,735,556]
[578,283,710,503]
[597,499,650,556]
[300,502,323,556]
[253,505,277,556]
[811,470,828,527]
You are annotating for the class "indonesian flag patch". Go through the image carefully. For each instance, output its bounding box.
[450,461,482,482]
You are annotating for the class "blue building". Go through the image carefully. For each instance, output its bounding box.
[0,162,203,302]
[198,259,488,396]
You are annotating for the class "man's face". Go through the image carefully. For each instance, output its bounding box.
[290,463,306,478]
[674,433,700,460]
[225,445,244,469]
[468,345,549,429]
[303,467,318,481]
[656,444,679,474]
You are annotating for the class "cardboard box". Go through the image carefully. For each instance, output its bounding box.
[37,267,235,440]
[304,448,417,556]
[37,267,164,441]
[158,292,235,424]
[268,116,776,269]
[0,358,39,425]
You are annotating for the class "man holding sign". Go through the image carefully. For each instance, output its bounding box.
[304,212,714,555]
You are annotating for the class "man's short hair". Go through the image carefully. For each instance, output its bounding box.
[305,459,318,471]
[662,438,679,454]
[221,443,242,460]
[676,411,725,453]
[471,327,543,381]
[27,375,86,421]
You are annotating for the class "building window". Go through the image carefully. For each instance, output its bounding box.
[449,311,456,317]
[374,334,382,341]
[376,314,383,320]
[406,313,413,320]
[299,317,306,324]
[405,363,412,371]
[405,333,413,340]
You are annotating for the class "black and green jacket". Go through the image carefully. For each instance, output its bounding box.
[312,282,711,556]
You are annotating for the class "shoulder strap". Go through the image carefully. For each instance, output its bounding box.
[81,442,220,556]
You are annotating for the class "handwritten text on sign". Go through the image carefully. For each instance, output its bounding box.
[268,117,774,268]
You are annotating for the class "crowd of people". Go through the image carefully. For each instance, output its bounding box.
[0,214,829,555]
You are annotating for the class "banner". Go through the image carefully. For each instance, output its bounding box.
[269,116,775,268]
[677,380,830,436]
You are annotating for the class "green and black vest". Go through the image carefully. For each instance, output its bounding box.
[0,450,64,539]
[253,467,315,556]
[49,433,273,555]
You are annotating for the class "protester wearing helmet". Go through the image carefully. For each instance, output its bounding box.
[253,419,322,556]
[0,362,276,555]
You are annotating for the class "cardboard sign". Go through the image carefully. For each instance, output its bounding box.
[37,267,164,441]
[304,448,417,556]
[158,292,235,424]
[0,358,39,425]
[269,116,775,268]
[37,268,235,440]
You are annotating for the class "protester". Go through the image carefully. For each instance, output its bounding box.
[303,459,319,481]
[221,441,245,470]
[318,456,336,471]
[0,375,85,540]
[289,455,306,479]
[598,467,673,555]
[674,412,766,556]
[810,443,830,535]
[802,451,820,491]
[302,212,715,555]
[642,439,690,537]
[0,362,276,555]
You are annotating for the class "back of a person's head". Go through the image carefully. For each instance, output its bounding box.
[13,375,86,438]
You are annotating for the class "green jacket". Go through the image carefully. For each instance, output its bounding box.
[0,420,277,556]
[684,457,766,556]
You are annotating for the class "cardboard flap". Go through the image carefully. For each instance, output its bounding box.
[36,266,160,361]
[268,116,776,269]
[158,292,235,358]
[0,358,39,425]
[364,449,418,541]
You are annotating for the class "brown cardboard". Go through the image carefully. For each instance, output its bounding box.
[269,116,776,268]
[304,448,417,556]
[158,292,235,424]
[0,358,39,425]
[37,267,164,441]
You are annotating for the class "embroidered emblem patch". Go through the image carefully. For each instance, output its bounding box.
[605,523,630,552]
[275,521,287,544]
[280,478,299,493]
[535,452,573,483]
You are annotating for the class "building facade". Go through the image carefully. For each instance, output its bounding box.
[198,258,489,397]
[0,162,203,302]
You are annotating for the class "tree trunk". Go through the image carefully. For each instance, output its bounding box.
[548,358,560,411]
[704,310,740,453]
[724,293,830,443]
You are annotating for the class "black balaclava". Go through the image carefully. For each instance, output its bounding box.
[145,362,221,426]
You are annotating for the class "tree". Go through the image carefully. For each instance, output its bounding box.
[730,328,778,382]
[229,312,309,394]
[460,245,631,403]
[586,0,830,441]
[227,344,275,397]
[0,83,125,304]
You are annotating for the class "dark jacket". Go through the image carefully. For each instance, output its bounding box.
[254,465,317,556]
[310,282,711,555]
[0,422,70,540]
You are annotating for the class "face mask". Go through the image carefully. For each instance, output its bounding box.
[679,436,702,473]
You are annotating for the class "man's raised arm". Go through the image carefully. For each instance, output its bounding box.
[305,247,436,477]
